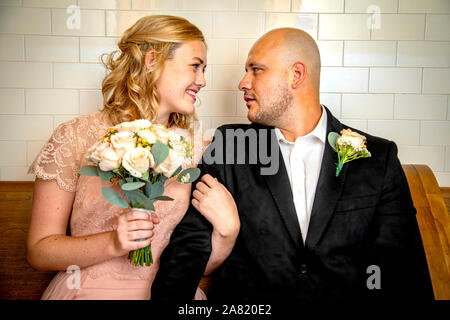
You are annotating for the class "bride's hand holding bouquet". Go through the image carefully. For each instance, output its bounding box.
[79,119,200,266]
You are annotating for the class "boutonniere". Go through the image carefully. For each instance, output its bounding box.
[327,129,371,177]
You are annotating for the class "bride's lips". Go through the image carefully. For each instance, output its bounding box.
[186,89,198,102]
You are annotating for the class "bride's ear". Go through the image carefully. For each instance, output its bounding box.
[145,50,156,72]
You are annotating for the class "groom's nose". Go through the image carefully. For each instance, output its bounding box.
[238,72,252,91]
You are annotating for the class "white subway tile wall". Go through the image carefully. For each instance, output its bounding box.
[446,145,450,171]
[0,0,448,186]
[371,14,426,40]
[265,13,317,38]
[25,36,79,62]
[345,0,398,14]
[344,41,396,66]
[0,35,24,61]
[369,67,422,93]
[426,15,450,41]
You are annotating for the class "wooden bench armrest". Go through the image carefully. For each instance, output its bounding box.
[402,165,450,300]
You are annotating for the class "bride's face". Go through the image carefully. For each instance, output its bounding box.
[155,40,207,122]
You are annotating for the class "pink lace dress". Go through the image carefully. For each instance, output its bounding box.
[28,110,206,300]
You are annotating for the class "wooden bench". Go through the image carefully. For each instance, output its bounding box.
[0,164,449,300]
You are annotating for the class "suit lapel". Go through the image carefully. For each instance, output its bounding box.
[305,107,348,249]
[252,108,349,250]
[256,126,303,248]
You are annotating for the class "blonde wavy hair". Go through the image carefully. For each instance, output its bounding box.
[101,15,205,129]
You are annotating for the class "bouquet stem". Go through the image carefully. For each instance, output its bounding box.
[128,208,153,267]
[128,245,153,266]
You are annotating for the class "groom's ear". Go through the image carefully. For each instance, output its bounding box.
[290,62,307,89]
[145,50,156,72]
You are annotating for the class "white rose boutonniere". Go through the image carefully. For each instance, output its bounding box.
[328,128,371,177]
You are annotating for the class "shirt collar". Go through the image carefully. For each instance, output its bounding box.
[275,105,327,145]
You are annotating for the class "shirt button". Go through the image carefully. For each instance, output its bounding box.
[300,264,308,274]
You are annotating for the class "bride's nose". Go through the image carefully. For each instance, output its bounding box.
[195,71,206,88]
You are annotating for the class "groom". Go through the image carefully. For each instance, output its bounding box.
[151,28,433,300]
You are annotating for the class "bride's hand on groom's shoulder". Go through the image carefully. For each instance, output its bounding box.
[192,174,240,239]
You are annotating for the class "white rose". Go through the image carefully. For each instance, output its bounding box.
[86,140,104,163]
[152,124,170,144]
[137,128,157,144]
[113,121,135,132]
[154,149,184,178]
[110,131,137,158]
[122,147,154,178]
[131,119,152,130]
[168,131,181,143]
[99,147,121,171]
[337,129,366,151]
[87,141,121,171]
[114,119,151,132]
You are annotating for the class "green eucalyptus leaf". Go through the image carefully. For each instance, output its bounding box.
[152,171,168,183]
[145,201,155,211]
[97,167,114,181]
[151,141,169,166]
[177,167,201,184]
[327,132,340,152]
[121,181,145,191]
[170,165,183,178]
[145,180,164,198]
[123,189,155,211]
[150,195,174,201]
[78,165,99,177]
[101,187,128,208]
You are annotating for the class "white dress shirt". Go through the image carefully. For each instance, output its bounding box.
[274,106,327,243]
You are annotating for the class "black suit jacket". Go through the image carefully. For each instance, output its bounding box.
[151,107,433,300]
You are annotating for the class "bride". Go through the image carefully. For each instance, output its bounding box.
[26,15,240,300]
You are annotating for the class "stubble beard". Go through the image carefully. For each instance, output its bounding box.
[248,83,293,127]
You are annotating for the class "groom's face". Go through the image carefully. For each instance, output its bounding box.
[238,38,293,126]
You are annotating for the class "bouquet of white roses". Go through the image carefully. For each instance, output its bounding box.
[78,119,200,266]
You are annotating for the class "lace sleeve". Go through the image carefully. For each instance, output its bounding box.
[190,122,210,166]
[28,119,82,193]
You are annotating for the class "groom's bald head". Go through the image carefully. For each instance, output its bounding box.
[250,28,321,91]
[239,28,322,128]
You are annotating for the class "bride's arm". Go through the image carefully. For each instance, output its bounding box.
[26,178,157,271]
[191,174,240,276]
